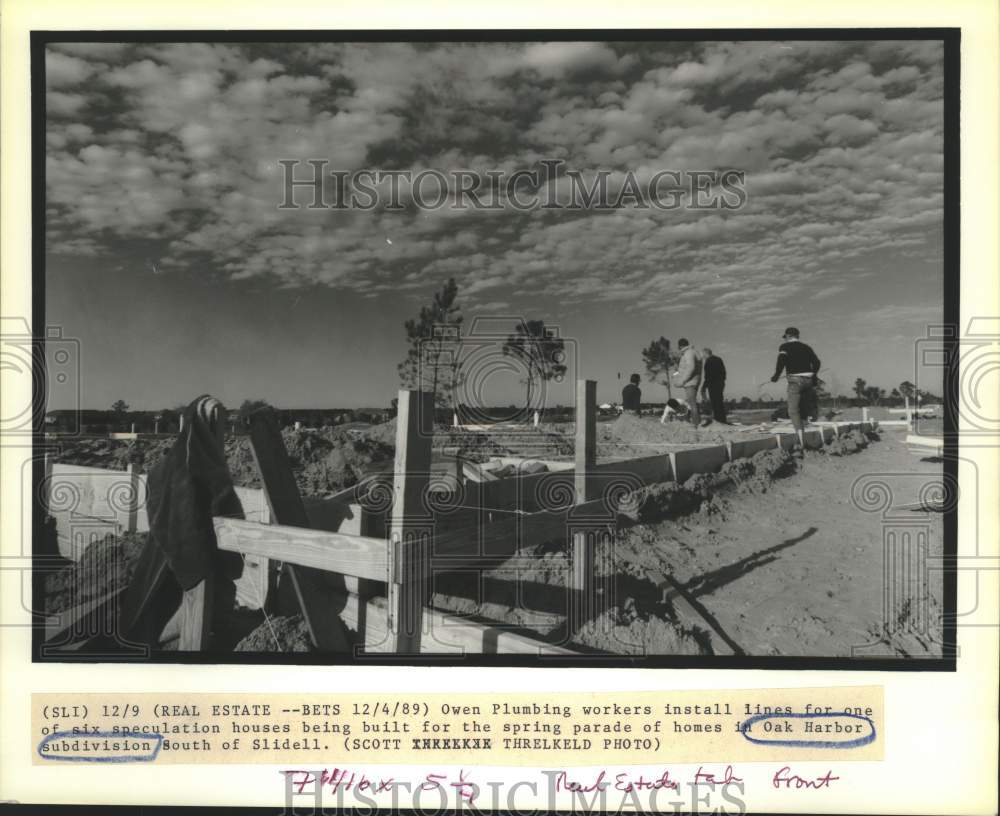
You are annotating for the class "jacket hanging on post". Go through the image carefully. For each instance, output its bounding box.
[119,395,243,647]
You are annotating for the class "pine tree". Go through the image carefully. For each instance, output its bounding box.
[397,278,464,408]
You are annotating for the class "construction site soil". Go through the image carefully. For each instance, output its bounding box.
[45,425,944,657]
[427,427,946,657]
[49,414,785,493]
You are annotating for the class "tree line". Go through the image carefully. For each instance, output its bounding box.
[91,282,939,431]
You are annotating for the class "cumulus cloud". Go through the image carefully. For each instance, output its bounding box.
[45,39,944,324]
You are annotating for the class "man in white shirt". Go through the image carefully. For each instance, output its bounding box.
[672,338,703,427]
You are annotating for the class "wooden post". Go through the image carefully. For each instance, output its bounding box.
[125,464,140,533]
[177,402,227,651]
[42,452,53,509]
[387,390,434,653]
[574,380,597,505]
[177,579,212,651]
[571,380,598,635]
[862,406,869,423]
[213,406,226,449]
[904,396,911,425]
[248,409,352,651]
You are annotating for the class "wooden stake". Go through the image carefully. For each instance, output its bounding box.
[248,409,352,652]
[177,579,212,651]
[125,464,140,534]
[574,380,597,504]
[43,452,53,509]
[387,389,434,653]
[571,380,598,634]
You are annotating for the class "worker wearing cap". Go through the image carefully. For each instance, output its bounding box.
[770,327,821,436]
[673,338,703,427]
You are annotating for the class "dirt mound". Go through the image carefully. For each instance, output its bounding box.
[234,614,313,652]
[45,530,146,614]
[291,430,395,495]
[224,436,258,486]
[824,429,872,457]
[225,427,394,495]
[432,428,517,462]
[362,418,398,445]
[53,423,399,498]
[50,436,175,471]
[618,448,797,524]
[742,448,798,490]
[598,414,769,457]
[572,609,710,655]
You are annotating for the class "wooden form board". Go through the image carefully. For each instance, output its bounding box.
[487,457,574,472]
[216,496,613,580]
[332,591,576,655]
[775,433,799,451]
[46,463,144,558]
[463,468,571,512]
[214,517,389,581]
[802,430,825,450]
[728,437,779,460]
[906,434,944,456]
[670,445,729,484]
[592,453,673,486]
[427,496,614,564]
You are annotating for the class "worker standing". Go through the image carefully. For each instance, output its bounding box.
[701,348,727,423]
[673,338,703,427]
[770,327,821,440]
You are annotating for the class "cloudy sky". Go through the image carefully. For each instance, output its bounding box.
[45,39,946,410]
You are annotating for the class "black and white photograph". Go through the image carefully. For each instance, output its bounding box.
[35,34,957,664]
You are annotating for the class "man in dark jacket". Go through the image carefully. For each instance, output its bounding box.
[621,373,642,415]
[770,327,821,432]
[701,348,727,423]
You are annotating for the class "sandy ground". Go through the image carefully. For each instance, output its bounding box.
[46,424,945,658]
[431,428,945,657]
[595,413,775,457]
[611,431,945,657]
